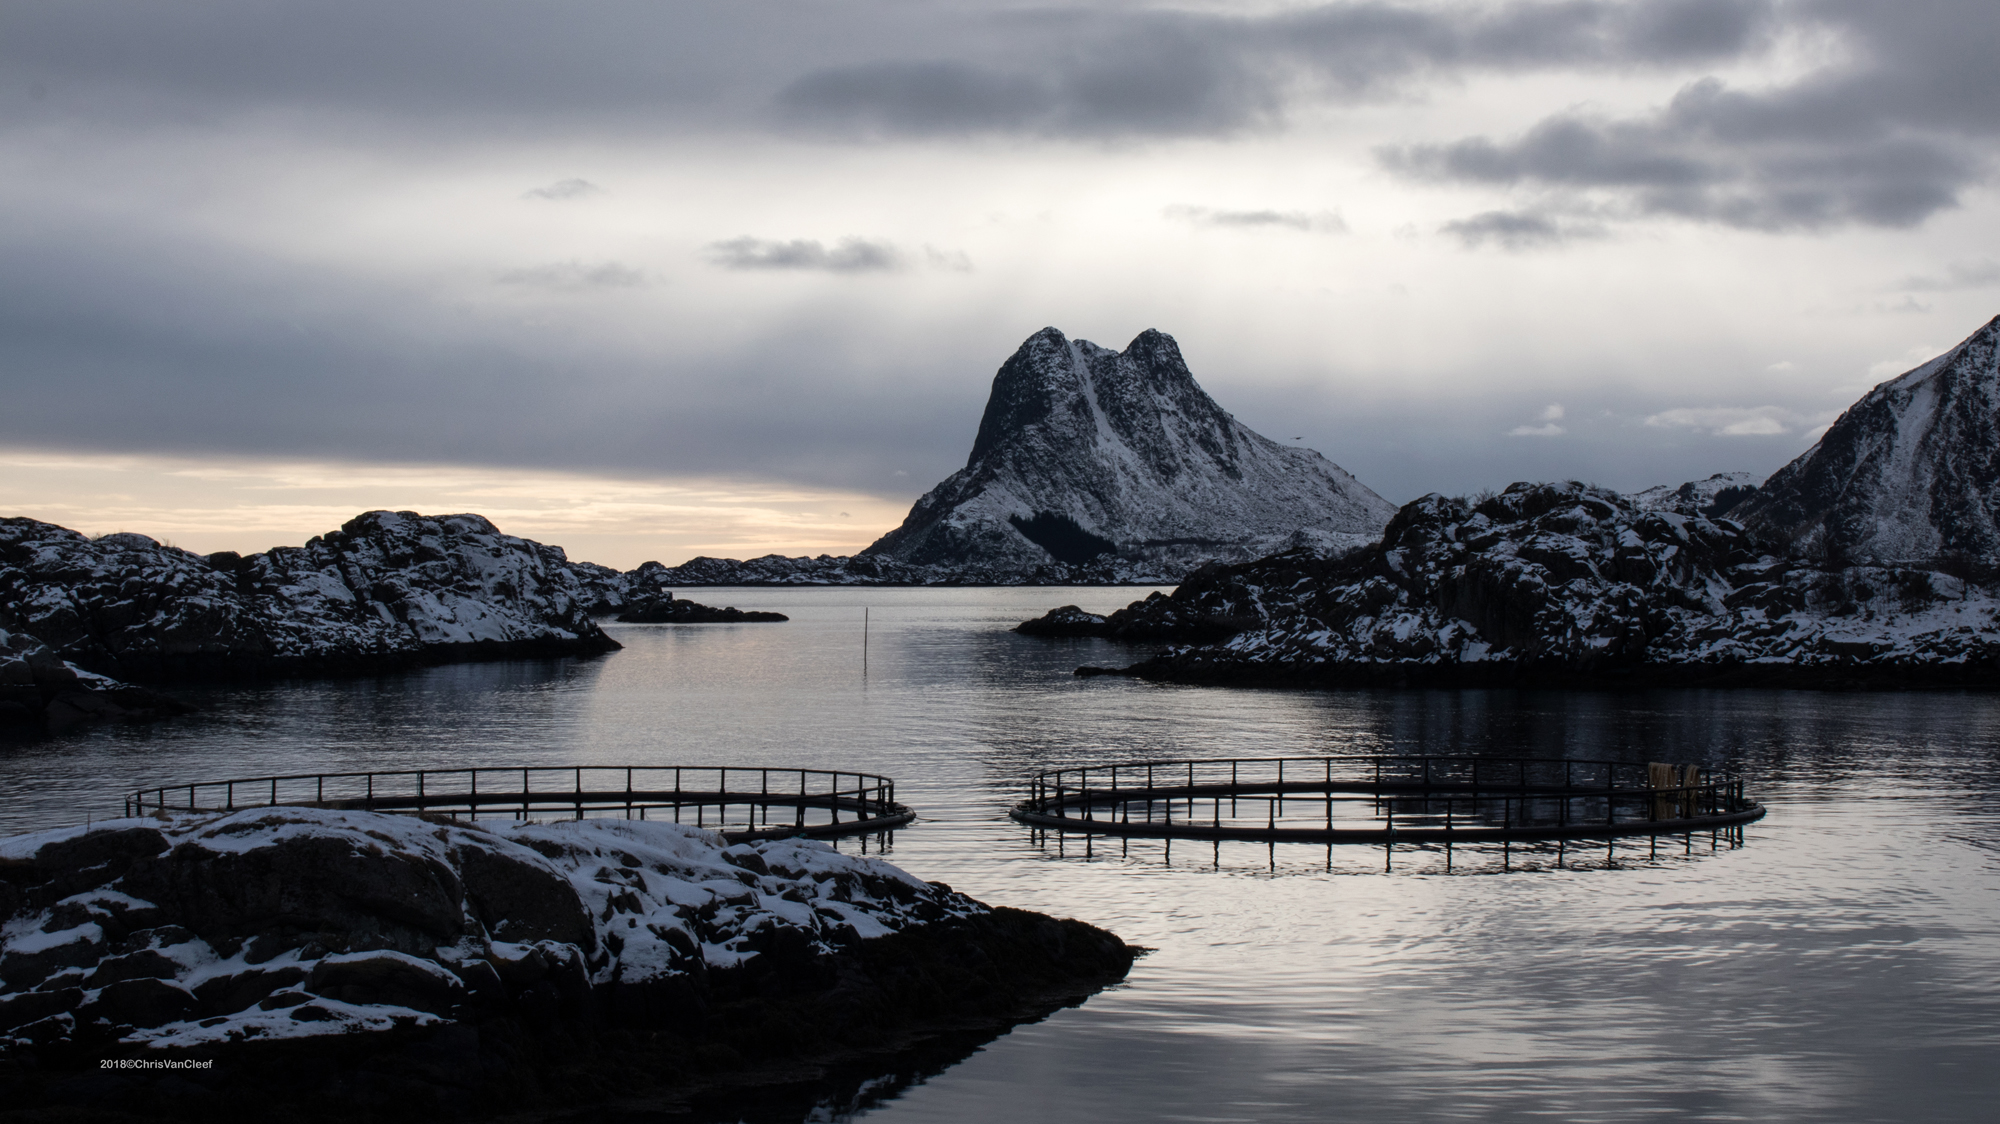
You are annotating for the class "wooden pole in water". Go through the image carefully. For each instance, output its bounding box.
[863,607,869,675]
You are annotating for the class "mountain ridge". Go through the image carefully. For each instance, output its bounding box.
[863,326,1395,570]
[1735,315,2000,564]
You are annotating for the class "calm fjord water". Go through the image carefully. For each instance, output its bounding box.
[6,587,1999,1123]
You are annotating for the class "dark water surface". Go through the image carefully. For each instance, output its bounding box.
[5,587,1998,1123]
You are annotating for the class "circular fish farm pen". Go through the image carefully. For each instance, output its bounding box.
[123,765,914,845]
[1011,755,1767,873]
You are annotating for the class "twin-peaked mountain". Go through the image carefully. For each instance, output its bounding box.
[863,327,1395,570]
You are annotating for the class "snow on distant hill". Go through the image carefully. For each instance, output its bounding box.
[1627,472,1762,519]
[1735,315,2000,564]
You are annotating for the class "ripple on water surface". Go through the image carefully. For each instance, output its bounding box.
[5,587,1998,1123]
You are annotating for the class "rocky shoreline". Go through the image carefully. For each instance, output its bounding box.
[1030,481,2000,690]
[0,512,634,730]
[625,552,1186,587]
[0,809,1134,1120]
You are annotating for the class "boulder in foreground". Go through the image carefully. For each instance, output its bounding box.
[0,808,1133,1118]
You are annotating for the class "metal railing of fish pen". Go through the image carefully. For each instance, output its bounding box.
[123,765,913,843]
[1010,755,1764,844]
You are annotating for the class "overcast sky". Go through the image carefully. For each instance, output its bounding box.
[4,0,1997,567]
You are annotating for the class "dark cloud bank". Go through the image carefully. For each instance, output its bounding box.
[8,1,1988,230]
[1389,1,2000,237]
[3,0,1995,495]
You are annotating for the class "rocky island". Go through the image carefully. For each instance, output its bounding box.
[615,591,788,623]
[1034,316,2000,689]
[0,510,634,729]
[0,808,1133,1118]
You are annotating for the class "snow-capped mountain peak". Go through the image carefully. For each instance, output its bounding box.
[1736,314,2000,563]
[865,327,1396,569]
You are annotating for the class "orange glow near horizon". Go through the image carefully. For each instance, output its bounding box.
[0,447,914,571]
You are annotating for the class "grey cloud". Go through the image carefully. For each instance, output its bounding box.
[495,261,647,289]
[776,62,1051,137]
[1165,206,1348,233]
[706,237,904,273]
[0,215,982,493]
[1387,2,2000,231]
[1893,260,2000,292]
[1440,210,1593,249]
[6,1,1782,142]
[774,1,1778,139]
[522,178,602,200]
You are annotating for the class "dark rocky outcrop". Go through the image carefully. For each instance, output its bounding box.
[0,809,1134,1120]
[1013,605,1109,637]
[614,591,787,623]
[0,619,191,730]
[1048,481,2000,688]
[0,512,622,725]
[865,327,1394,572]
[1734,314,2000,566]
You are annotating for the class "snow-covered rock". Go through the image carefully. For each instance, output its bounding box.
[0,808,983,1049]
[0,511,620,687]
[1734,314,2000,565]
[1049,480,2000,686]
[1628,472,1761,519]
[866,327,1395,571]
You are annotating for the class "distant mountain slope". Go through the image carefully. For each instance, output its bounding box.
[1628,472,1762,519]
[1734,315,2000,563]
[863,327,1395,570]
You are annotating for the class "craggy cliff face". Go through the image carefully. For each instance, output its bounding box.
[865,327,1396,570]
[1737,315,2000,564]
